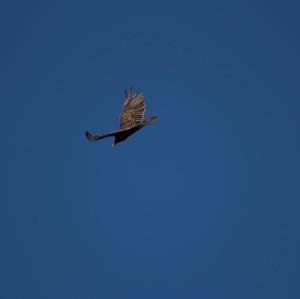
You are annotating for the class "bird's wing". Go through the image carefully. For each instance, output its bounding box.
[85,129,121,142]
[119,86,145,129]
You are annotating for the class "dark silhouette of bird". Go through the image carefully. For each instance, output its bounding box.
[85,86,158,146]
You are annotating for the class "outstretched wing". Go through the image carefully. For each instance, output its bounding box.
[85,130,119,142]
[120,86,145,129]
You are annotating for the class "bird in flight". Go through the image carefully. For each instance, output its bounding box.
[85,86,158,147]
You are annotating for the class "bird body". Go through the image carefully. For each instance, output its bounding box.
[85,87,158,146]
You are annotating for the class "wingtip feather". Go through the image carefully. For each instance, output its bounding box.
[85,131,96,142]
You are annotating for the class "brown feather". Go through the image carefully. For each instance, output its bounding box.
[85,86,157,146]
[120,89,145,129]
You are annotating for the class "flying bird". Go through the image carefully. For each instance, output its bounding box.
[85,87,158,146]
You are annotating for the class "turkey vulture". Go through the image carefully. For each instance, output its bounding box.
[85,87,158,146]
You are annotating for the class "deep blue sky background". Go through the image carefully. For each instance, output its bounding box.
[1,1,300,298]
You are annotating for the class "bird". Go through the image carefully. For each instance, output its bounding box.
[85,86,158,147]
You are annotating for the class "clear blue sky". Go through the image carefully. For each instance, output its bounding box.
[1,0,300,298]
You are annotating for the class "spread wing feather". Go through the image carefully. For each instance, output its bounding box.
[120,87,145,129]
[85,130,119,142]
